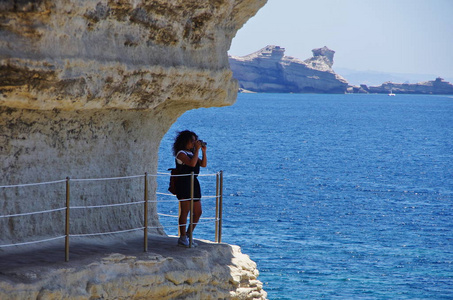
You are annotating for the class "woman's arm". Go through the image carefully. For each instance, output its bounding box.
[177,150,199,167]
[176,141,207,167]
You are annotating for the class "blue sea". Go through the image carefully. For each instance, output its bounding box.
[157,93,453,299]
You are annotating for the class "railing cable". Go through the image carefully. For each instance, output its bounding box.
[0,170,224,255]
[0,207,66,218]
[0,179,66,189]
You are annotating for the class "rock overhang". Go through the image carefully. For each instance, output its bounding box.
[0,0,267,111]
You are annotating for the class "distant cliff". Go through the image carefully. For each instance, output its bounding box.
[350,77,453,94]
[229,45,349,93]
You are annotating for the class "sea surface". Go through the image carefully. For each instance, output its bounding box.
[157,93,453,299]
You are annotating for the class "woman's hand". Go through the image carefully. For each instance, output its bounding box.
[194,140,202,150]
[200,142,207,167]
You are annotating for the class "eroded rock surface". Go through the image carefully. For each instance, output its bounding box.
[1,0,267,110]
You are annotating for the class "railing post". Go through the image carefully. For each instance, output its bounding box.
[218,170,223,243]
[178,173,181,237]
[215,172,220,243]
[189,172,194,248]
[144,172,148,252]
[65,177,70,262]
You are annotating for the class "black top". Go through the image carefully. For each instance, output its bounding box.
[175,150,201,200]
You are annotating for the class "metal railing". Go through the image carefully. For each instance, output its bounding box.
[0,171,223,261]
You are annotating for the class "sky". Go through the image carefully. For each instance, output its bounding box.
[229,0,453,80]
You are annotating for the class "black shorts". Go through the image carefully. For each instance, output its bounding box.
[176,176,201,201]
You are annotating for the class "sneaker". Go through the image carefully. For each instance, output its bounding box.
[186,233,198,247]
[177,236,190,248]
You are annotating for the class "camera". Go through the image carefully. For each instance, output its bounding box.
[199,140,207,147]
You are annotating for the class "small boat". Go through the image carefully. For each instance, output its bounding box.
[388,90,395,96]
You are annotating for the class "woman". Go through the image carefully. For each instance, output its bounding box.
[172,130,207,247]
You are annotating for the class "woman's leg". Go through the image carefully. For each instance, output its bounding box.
[179,200,191,237]
[187,201,202,234]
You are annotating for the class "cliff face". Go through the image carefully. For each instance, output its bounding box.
[0,0,268,298]
[229,45,349,93]
[0,0,265,241]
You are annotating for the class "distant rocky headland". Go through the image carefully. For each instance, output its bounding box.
[229,45,453,95]
[350,77,453,95]
[229,45,349,93]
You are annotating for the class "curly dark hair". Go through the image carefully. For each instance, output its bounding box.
[172,130,198,156]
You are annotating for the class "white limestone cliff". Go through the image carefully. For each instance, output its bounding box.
[0,0,265,243]
[0,0,268,298]
[229,45,349,93]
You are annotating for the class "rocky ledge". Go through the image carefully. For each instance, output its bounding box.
[0,235,267,300]
[229,45,349,93]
